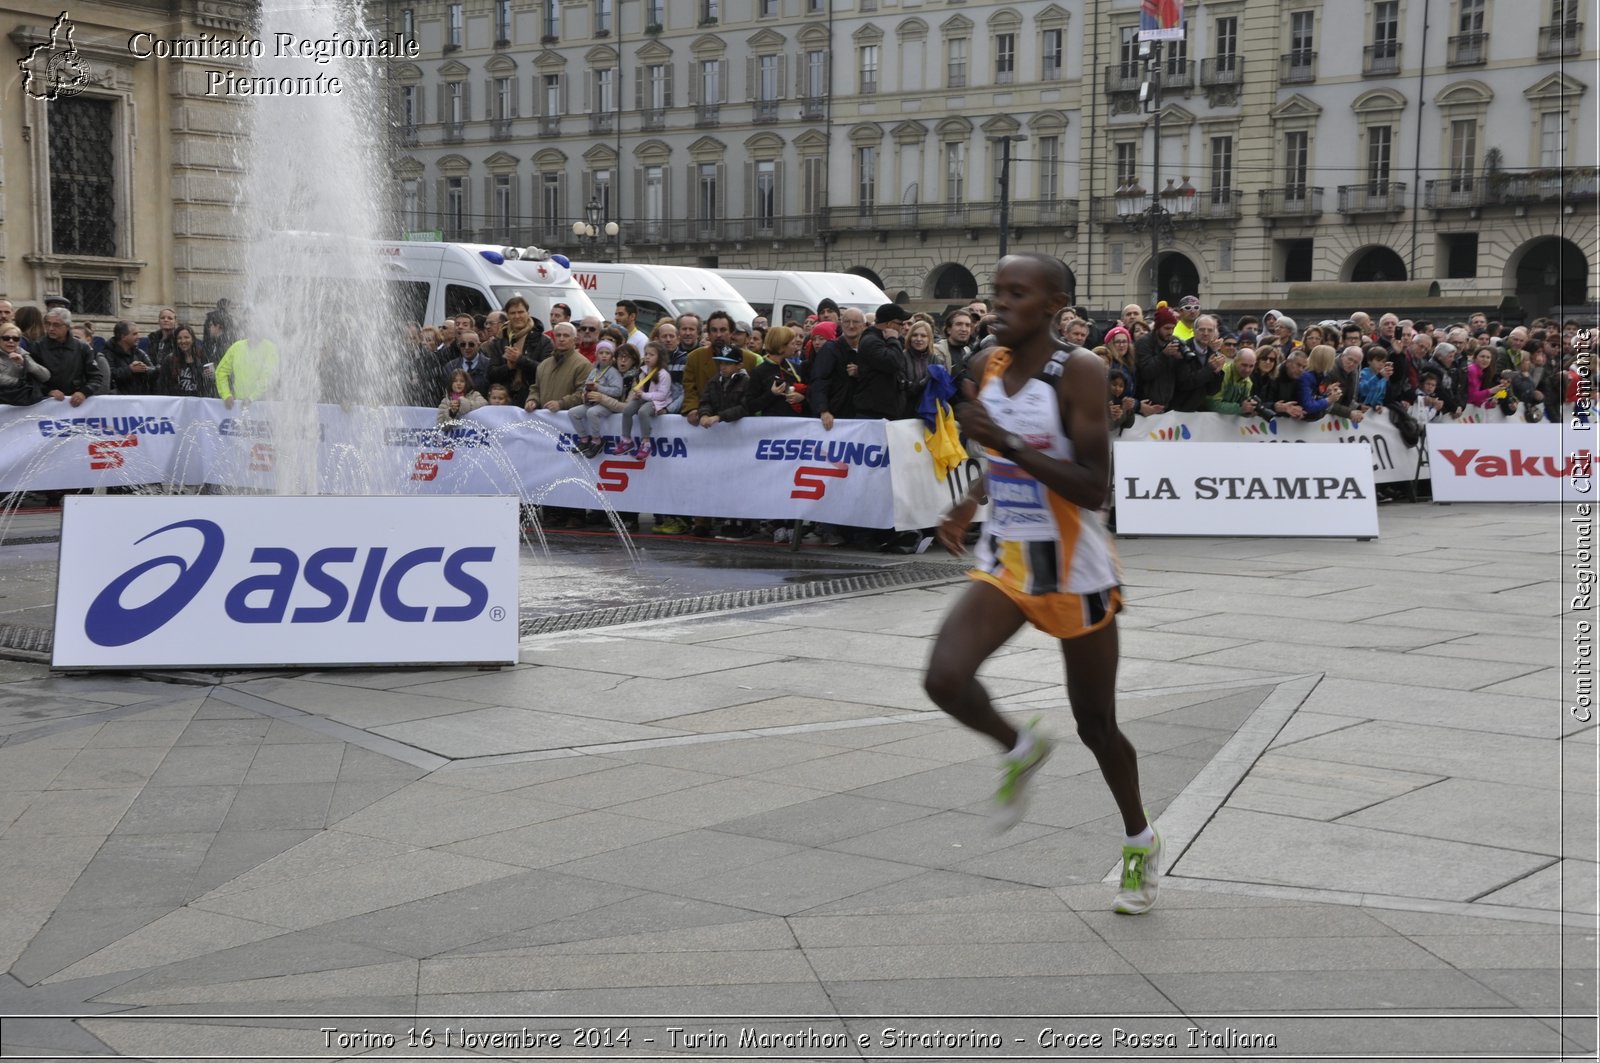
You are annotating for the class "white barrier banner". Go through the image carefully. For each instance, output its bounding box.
[1114,441,1379,538]
[1425,422,1594,503]
[52,496,520,669]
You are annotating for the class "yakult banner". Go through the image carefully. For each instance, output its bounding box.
[1426,423,1594,503]
[53,496,520,669]
[1114,441,1379,538]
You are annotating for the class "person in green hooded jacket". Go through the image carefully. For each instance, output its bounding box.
[1205,346,1260,417]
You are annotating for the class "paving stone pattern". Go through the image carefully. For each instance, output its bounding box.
[0,504,1591,1060]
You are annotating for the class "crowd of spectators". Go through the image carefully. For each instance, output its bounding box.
[1,288,1591,535]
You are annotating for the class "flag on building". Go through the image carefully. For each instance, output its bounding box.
[1138,0,1185,41]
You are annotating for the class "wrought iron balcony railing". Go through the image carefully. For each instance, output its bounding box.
[1447,31,1489,65]
[1337,181,1408,214]
[1280,51,1316,83]
[1258,186,1324,219]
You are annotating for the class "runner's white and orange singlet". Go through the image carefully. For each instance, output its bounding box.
[972,347,1122,638]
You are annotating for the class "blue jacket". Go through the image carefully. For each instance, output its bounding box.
[1296,369,1331,418]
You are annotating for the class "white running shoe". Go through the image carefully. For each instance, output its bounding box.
[1113,826,1163,915]
[992,719,1052,832]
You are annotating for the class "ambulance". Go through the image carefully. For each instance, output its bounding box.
[560,261,759,333]
[715,270,893,326]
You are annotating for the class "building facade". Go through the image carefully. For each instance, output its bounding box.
[2,0,252,324]
[378,0,1596,317]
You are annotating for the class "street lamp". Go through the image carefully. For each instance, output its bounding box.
[991,134,1028,259]
[1116,41,1196,305]
[571,196,620,259]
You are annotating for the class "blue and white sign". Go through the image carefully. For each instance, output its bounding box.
[53,496,520,669]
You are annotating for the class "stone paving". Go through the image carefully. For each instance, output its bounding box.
[0,503,1592,1061]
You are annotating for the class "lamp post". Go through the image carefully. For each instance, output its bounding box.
[992,133,1028,259]
[571,196,620,260]
[1113,42,1196,305]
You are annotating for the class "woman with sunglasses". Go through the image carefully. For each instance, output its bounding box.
[0,326,49,405]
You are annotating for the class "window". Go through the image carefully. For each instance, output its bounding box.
[647,64,669,108]
[700,59,721,103]
[857,145,877,212]
[447,3,462,47]
[592,169,612,217]
[444,284,492,321]
[755,160,777,230]
[760,0,777,15]
[541,173,562,228]
[494,77,514,119]
[1038,136,1060,201]
[945,141,966,206]
[447,81,464,123]
[496,0,511,42]
[1277,238,1314,283]
[646,0,664,30]
[595,0,612,35]
[542,0,558,39]
[1284,130,1308,197]
[644,165,665,235]
[445,176,466,236]
[809,0,824,10]
[697,163,718,220]
[49,96,116,257]
[494,174,513,231]
[994,34,1015,85]
[1440,232,1479,278]
[1553,0,1577,23]
[701,0,718,23]
[1373,1,1399,52]
[807,51,828,96]
[593,68,615,112]
[759,54,780,100]
[1210,135,1233,201]
[1215,16,1238,70]
[1459,0,1484,32]
[1448,118,1476,190]
[1115,141,1139,186]
[1164,35,1187,76]
[1367,124,1392,190]
[1540,111,1567,167]
[1290,11,1314,59]
[947,38,968,88]
[1119,25,1140,70]
[401,84,419,127]
[859,45,879,94]
[543,74,562,115]
[1041,29,1062,80]
[400,178,421,231]
[402,8,414,38]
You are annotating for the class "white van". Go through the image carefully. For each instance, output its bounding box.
[563,262,759,333]
[715,270,893,327]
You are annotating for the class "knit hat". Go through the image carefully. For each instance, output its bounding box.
[1103,325,1133,348]
[594,338,616,355]
[1153,304,1179,330]
[809,320,838,343]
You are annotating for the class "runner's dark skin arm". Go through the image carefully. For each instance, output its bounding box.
[957,351,1111,511]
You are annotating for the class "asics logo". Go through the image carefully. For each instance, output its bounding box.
[85,519,224,647]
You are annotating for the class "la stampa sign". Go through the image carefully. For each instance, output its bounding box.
[53,496,520,669]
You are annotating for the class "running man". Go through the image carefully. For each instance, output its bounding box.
[923,253,1159,914]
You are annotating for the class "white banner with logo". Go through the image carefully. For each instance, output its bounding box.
[0,397,1541,528]
[1114,441,1380,538]
[52,496,520,669]
[1425,422,1594,503]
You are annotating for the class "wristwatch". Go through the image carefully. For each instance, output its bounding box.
[999,432,1025,459]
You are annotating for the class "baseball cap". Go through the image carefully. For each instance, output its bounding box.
[713,350,742,364]
[875,303,912,325]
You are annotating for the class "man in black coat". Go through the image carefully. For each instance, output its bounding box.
[33,308,101,407]
[808,308,865,428]
[1134,305,1220,413]
[853,302,911,419]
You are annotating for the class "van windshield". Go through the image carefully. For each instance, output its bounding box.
[675,298,756,324]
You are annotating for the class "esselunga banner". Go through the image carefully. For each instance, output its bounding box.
[52,495,520,669]
[0,397,1537,527]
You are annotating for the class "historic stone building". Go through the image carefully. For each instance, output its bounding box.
[376,0,1595,317]
[2,1,253,324]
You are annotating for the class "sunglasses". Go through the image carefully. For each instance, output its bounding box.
[578,326,599,332]
[459,343,479,349]
[0,336,20,343]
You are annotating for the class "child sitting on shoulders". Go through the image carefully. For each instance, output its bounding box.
[568,339,625,458]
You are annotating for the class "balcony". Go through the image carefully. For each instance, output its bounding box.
[819,198,1080,233]
[1196,189,1241,221]
[1090,190,1235,225]
[1161,58,1194,91]
[1423,177,1483,210]
[995,68,1014,85]
[1280,51,1316,83]
[1362,42,1401,76]
[1337,181,1408,215]
[1199,56,1242,87]
[539,115,561,137]
[1425,168,1599,210]
[800,95,826,120]
[1104,62,1142,95]
[631,215,819,245]
[1538,21,1582,57]
[1258,186,1324,220]
[948,71,967,88]
[753,99,780,123]
[589,111,614,134]
[695,103,720,127]
[494,34,510,47]
[490,117,513,140]
[641,107,666,131]
[441,121,465,144]
[1447,31,1489,65]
